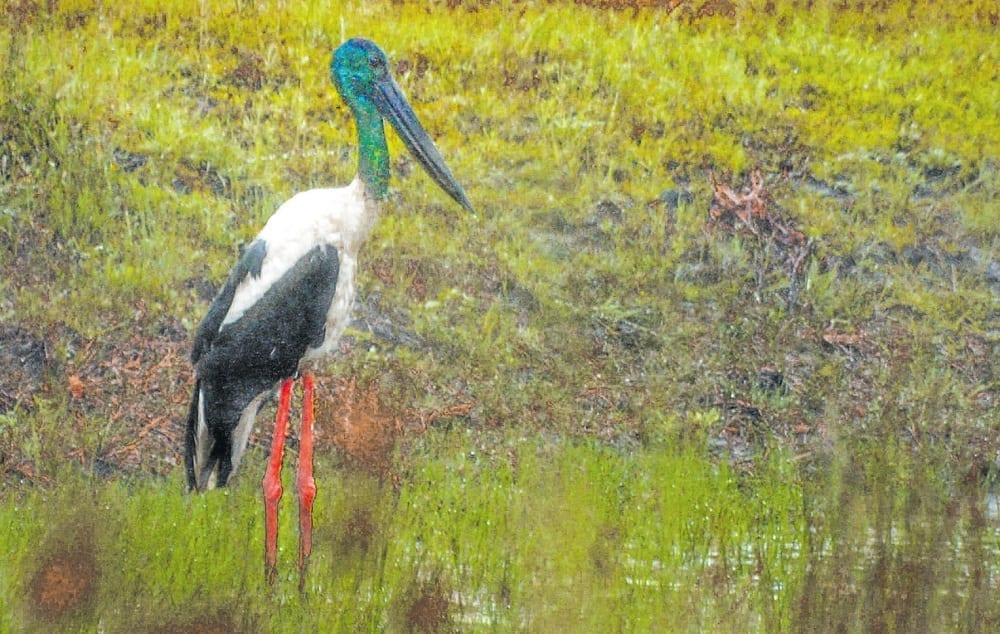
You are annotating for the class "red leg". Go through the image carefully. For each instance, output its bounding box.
[296,371,317,591]
[264,378,294,586]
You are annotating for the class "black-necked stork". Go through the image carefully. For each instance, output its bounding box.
[184,37,473,587]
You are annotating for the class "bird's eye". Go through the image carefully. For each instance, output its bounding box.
[369,54,384,70]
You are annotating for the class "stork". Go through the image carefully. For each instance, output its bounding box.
[183,38,473,588]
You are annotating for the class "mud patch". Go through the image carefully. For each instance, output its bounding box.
[228,50,266,91]
[171,159,231,197]
[341,507,377,553]
[147,610,241,634]
[27,533,99,623]
[323,378,401,478]
[397,579,453,634]
[0,325,48,413]
[66,321,191,477]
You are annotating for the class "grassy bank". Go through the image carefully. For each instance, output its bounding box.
[1,0,997,630]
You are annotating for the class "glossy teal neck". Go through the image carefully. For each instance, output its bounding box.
[354,105,390,200]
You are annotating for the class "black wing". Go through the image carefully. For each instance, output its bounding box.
[198,243,340,385]
[186,244,340,489]
[192,239,268,363]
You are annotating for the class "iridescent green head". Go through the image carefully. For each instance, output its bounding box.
[331,38,473,212]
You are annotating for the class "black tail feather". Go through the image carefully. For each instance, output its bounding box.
[185,374,275,492]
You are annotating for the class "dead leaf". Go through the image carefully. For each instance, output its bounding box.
[67,375,85,399]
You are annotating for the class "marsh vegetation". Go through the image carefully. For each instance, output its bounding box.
[1,1,997,630]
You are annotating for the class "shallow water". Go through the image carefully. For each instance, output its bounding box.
[3,440,998,631]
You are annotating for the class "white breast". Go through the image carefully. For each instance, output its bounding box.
[221,178,377,330]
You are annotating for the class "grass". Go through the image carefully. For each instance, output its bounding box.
[0,436,809,631]
[1,0,998,630]
[2,433,995,631]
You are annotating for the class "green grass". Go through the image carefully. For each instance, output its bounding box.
[3,433,995,631]
[0,435,809,631]
[1,0,998,630]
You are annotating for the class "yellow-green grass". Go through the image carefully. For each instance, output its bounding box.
[1,1,997,631]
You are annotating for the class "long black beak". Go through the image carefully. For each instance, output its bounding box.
[373,77,475,214]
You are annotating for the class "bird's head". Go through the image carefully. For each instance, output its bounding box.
[331,38,474,214]
[331,38,390,105]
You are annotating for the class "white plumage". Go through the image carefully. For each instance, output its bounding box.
[221,178,375,362]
